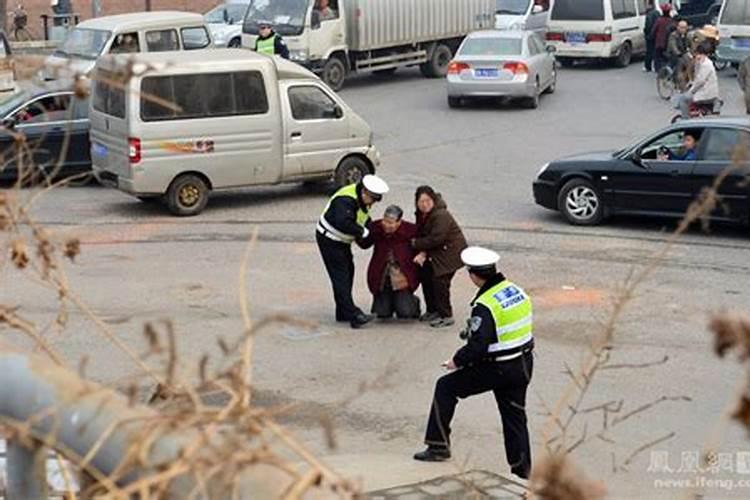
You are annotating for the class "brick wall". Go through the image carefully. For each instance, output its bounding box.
[12,0,220,39]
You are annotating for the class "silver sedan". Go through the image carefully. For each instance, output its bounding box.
[446,30,557,109]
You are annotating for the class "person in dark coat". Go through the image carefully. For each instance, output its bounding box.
[412,186,468,329]
[361,205,421,320]
[651,4,675,72]
[644,1,661,72]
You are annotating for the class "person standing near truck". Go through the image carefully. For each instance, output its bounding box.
[254,21,289,59]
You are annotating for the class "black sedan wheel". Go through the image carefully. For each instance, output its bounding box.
[558,178,604,225]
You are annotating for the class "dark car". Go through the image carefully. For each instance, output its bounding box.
[0,83,90,184]
[533,118,750,226]
[679,0,721,27]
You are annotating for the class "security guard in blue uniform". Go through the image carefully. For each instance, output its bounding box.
[414,246,534,481]
[317,175,389,329]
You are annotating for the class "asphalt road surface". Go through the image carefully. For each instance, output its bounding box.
[4,62,750,498]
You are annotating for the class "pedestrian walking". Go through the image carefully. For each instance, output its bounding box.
[651,4,675,72]
[316,175,389,329]
[738,56,750,114]
[644,0,660,72]
[413,247,535,483]
[362,205,421,320]
[411,186,467,329]
[253,20,290,59]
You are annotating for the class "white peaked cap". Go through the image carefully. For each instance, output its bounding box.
[362,174,389,195]
[461,246,500,268]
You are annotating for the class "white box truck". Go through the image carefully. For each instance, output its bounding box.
[242,0,496,90]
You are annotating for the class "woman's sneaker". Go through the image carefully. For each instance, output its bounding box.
[430,317,455,328]
[419,312,439,323]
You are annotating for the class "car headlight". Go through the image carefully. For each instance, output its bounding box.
[511,22,526,31]
[537,162,549,178]
[289,50,308,62]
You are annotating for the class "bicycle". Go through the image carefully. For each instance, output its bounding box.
[10,4,32,42]
[670,99,722,124]
[656,57,691,100]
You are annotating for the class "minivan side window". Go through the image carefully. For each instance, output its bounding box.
[550,0,605,21]
[145,29,179,52]
[110,32,140,54]
[612,0,637,19]
[288,86,341,121]
[141,71,268,121]
[721,0,750,25]
[181,27,211,50]
[93,71,126,119]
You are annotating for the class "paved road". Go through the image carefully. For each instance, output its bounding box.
[4,62,750,498]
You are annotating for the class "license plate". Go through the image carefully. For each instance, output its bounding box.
[734,38,750,48]
[92,142,108,157]
[475,68,499,78]
[567,32,586,45]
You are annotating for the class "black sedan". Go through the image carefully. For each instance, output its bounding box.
[0,83,90,185]
[533,118,750,226]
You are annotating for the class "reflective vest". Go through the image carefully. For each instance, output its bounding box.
[256,34,276,56]
[317,184,369,244]
[475,280,533,354]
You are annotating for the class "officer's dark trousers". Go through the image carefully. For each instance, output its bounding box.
[424,351,534,479]
[317,232,360,321]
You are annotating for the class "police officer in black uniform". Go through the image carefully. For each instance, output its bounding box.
[413,246,535,481]
[317,175,389,329]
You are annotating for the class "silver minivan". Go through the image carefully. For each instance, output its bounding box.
[43,12,213,81]
[90,50,380,216]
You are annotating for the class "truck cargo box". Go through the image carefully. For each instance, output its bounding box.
[345,0,496,52]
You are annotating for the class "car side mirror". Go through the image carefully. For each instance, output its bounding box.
[223,9,229,23]
[630,150,645,167]
[333,104,343,118]
[2,117,16,129]
[311,11,321,30]
[532,4,544,14]
[546,45,556,53]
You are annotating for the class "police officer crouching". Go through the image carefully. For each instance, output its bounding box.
[317,175,389,329]
[254,21,290,59]
[414,246,534,481]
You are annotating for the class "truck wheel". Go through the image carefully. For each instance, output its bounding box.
[166,174,209,216]
[322,57,347,91]
[420,43,452,78]
[334,156,370,188]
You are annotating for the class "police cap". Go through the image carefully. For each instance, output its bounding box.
[461,246,500,271]
[361,174,389,200]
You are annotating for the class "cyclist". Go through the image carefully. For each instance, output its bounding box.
[676,42,719,119]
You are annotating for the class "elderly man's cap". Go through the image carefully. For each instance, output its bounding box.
[362,174,389,196]
[461,246,500,270]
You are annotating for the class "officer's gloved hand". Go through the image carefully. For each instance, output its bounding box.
[361,227,370,239]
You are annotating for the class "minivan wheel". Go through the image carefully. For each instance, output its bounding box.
[334,156,370,188]
[322,57,347,91]
[167,174,209,216]
[558,178,604,225]
[228,37,242,48]
[615,42,632,68]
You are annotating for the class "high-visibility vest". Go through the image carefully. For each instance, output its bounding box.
[256,34,276,56]
[317,184,369,244]
[475,280,533,354]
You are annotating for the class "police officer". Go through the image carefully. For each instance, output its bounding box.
[317,175,389,329]
[254,21,290,59]
[413,247,534,481]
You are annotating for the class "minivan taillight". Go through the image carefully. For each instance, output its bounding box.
[129,138,141,164]
[546,32,564,41]
[587,33,612,42]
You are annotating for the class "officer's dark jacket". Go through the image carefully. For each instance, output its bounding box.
[254,30,290,59]
[453,272,533,368]
[321,183,371,240]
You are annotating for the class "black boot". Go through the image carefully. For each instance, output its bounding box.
[413,446,451,462]
[350,312,374,329]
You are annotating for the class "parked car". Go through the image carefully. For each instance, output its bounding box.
[446,30,556,109]
[717,0,750,66]
[679,0,722,27]
[495,0,549,33]
[545,0,647,67]
[533,118,750,226]
[0,83,90,184]
[90,49,380,216]
[42,12,213,81]
[205,0,251,48]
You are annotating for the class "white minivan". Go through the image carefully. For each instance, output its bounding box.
[43,12,213,80]
[90,50,380,216]
[495,0,550,33]
[717,0,750,65]
[546,0,647,67]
